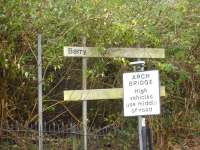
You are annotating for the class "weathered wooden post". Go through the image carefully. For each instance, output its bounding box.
[37,34,43,150]
[82,37,88,150]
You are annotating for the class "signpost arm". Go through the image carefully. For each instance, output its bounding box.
[82,37,87,150]
[37,34,43,150]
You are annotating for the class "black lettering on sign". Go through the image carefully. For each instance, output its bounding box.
[138,107,152,112]
[67,48,87,55]
[129,79,152,86]
[126,102,136,107]
[130,94,153,101]
[132,108,137,113]
[134,88,147,94]
[132,73,150,80]
[138,100,157,106]
[68,48,73,54]
[83,49,86,55]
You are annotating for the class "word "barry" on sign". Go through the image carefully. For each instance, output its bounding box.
[65,47,87,56]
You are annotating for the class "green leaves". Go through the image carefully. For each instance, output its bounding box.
[158,63,174,73]
[1,1,200,147]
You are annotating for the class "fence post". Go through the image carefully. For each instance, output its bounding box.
[37,34,43,150]
[70,124,77,150]
[82,36,88,150]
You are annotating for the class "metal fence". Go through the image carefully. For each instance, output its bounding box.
[0,121,138,150]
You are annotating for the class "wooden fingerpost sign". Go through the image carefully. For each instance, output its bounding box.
[63,46,165,150]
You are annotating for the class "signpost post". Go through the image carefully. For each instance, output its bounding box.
[37,34,43,150]
[82,37,88,150]
[63,46,165,149]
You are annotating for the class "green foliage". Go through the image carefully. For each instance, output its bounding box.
[1,0,200,148]
[158,63,174,73]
